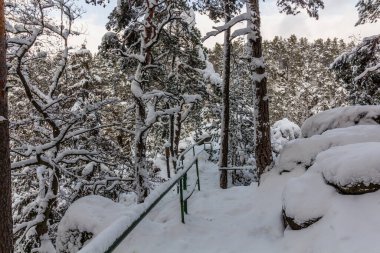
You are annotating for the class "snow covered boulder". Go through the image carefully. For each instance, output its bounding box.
[301,105,380,138]
[271,118,301,155]
[282,172,336,230]
[321,143,380,195]
[56,195,128,253]
[277,125,380,173]
[282,141,380,230]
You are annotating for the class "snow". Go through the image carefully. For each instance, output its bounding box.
[75,150,209,253]
[74,48,91,56]
[301,105,380,138]
[56,195,130,253]
[102,32,118,43]
[271,118,301,155]
[82,162,95,177]
[113,159,380,253]
[109,161,289,253]
[182,94,201,104]
[277,125,380,172]
[197,47,222,86]
[153,154,169,180]
[180,8,196,28]
[282,171,336,226]
[59,115,380,253]
[61,156,380,253]
[202,13,251,42]
[321,142,380,188]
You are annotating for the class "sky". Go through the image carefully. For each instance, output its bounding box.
[71,0,380,52]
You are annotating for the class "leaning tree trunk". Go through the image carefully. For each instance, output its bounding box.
[219,0,232,189]
[248,0,273,180]
[0,0,13,251]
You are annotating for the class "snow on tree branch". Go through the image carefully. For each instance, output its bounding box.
[202,13,251,42]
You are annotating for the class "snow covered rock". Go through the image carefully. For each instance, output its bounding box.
[56,195,128,253]
[271,118,301,155]
[321,143,380,194]
[282,140,380,231]
[282,172,336,230]
[301,105,380,138]
[277,125,380,173]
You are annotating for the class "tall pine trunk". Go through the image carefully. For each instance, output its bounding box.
[0,0,13,251]
[219,0,232,189]
[248,0,273,180]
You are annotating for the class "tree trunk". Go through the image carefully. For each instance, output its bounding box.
[35,167,60,238]
[219,0,232,189]
[134,97,149,204]
[0,0,13,251]
[248,0,273,180]
[173,111,182,161]
[132,1,156,203]
[169,113,176,171]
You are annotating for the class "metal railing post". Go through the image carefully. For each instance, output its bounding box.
[179,178,185,224]
[183,172,187,190]
[183,172,188,214]
[196,158,200,191]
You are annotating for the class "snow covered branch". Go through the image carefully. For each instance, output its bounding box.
[202,13,251,42]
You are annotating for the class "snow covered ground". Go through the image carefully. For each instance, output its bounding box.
[61,143,380,253]
[60,107,380,253]
[113,159,291,253]
[112,156,380,253]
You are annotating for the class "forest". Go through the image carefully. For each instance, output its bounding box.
[1,0,380,252]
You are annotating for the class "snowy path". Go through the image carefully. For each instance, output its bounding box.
[63,143,380,253]
[110,149,380,253]
[114,154,299,253]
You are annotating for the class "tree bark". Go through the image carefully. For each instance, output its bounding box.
[248,0,273,180]
[219,0,232,189]
[134,97,149,204]
[173,112,182,162]
[133,1,156,203]
[169,114,176,170]
[0,0,14,251]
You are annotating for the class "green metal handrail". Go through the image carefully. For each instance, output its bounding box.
[78,138,209,253]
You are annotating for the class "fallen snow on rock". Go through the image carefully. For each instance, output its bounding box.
[271,118,301,155]
[277,125,380,172]
[282,171,336,229]
[301,105,380,138]
[56,195,131,252]
[321,142,380,194]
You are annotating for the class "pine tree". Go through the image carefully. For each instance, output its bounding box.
[331,1,379,105]
[105,0,214,202]
[247,0,273,180]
